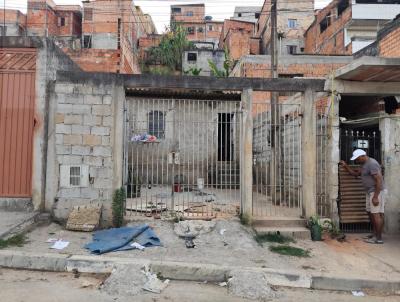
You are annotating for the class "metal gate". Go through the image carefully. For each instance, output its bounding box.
[124,97,241,218]
[0,49,36,197]
[252,100,302,217]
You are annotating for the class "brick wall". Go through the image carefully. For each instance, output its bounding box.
[379,27,400,58]
[51,81,121,224]
[224,29,253,60]
[304,0,352,55]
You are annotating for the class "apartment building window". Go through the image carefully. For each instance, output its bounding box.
[255,13,260,19]
[172,7,181,13]
[198,27,204,33]
[287,45,297,54]
[83,35,92,48]
[208,25,213,31]
[148,111,165,139]
[338,0,349,16]
[187,52,197,62]
[288,19,297,29]
[58,17,66,27]
[84,8,93,21]
[320,13,331,33]
[187,11,194,17]
[187,27,195,35]
[238,13,242,17]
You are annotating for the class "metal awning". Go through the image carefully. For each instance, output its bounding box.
[334,57,400,82]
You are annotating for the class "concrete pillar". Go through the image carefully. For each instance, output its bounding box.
[301,88,317,218]
[328,93,340,225]
[112,84,125,191]
[240,89,253,218]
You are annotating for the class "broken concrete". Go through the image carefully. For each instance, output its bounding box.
[173,220,217,238]
[228,270,279,301]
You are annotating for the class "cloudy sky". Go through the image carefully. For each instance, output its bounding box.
[1,0,331,33]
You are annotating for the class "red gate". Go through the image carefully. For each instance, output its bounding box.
[0,48,36,197]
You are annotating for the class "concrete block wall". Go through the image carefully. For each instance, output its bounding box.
[47,78,124,226]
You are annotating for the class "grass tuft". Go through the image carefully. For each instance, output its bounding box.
[269,245,310,257]
[255,232,295,245]
[0,234,28,249]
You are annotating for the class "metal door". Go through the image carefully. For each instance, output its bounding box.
[124,97,241,219]
[0,49,36,197]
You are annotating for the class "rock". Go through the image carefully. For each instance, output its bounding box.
[174,220,217,238]
[101,266,147,297]
[227,270,279,301]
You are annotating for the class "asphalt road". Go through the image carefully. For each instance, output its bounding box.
[0,268,398,302]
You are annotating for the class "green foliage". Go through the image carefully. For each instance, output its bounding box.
[145,26,193,72]
[112,187,126,228]
[308,215,322,228]
[184,67,203,76]
[208,47,234,77]
[0,234,28,249]
[269,245,310,257]
[255,232,295,245]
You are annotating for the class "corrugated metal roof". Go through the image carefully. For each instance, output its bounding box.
[0,49,36,72]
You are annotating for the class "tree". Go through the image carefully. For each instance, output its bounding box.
[208,48,234,77]
[145,26,193,73]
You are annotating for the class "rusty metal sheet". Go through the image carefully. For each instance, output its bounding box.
[0,48,36,197]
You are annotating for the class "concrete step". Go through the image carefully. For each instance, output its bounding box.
[253,217,306,228]
[254,226,311,240]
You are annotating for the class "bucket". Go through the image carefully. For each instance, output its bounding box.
[310,224,322,241]
[197,178,204,190]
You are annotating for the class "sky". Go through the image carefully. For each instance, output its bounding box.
[1,0,332,33]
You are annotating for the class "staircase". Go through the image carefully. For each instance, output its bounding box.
[215,161,240,189]
[253,217,310,240]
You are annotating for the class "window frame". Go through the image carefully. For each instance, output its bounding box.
[288,19,298,29]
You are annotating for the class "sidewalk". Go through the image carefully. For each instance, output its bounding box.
[1,218,400,292]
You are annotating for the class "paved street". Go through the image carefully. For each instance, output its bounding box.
[1,269,399,302]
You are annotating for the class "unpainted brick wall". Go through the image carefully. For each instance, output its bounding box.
[379,27,400,58]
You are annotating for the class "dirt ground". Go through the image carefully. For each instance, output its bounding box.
[1,269,399,302]
[5,218,400,281]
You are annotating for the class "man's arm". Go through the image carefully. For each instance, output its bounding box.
[339,160,361,177]
[371,173,383,206]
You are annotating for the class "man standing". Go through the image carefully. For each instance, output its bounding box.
[340,149,385,244]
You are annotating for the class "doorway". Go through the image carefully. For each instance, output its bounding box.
[218,113,234,161]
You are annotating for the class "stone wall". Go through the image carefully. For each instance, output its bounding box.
[47,76,124,226]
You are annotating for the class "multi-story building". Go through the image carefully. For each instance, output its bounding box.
[170,4,223,46]
[255,0,315,55]
[231,6,262,24]
[219,19,259,60]
[0,9,27,36]
[304,0,400,55]
[26,0,82,42]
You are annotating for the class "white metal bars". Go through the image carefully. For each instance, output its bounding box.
[252,100,302,217]
[124,97,241,218]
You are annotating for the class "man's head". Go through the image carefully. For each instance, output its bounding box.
[350,149,368,164]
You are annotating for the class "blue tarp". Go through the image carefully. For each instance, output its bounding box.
[84,224,161,255]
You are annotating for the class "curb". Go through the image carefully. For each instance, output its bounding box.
[0,212,41,240]
[0,250,399,293]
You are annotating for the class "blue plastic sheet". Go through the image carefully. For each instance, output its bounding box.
[84,225,161,254]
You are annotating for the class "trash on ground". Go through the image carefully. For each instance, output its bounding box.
[66,204,102,232]
[220,229,226,235]
[219,282,227,287]
[50,240,69,250]
[85,225,161,254]
[142,271,170,294]
[101,266,168,297]
[131,242,146,251]
[46,238,60,243]
[351,290,365,297]
[185,237,195,248]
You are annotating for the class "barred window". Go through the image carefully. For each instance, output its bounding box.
[148,111,165,139]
